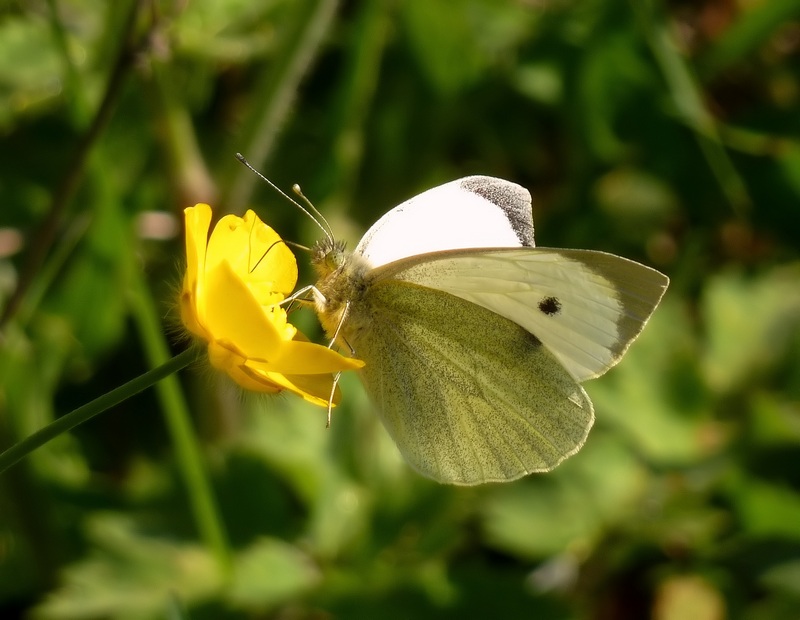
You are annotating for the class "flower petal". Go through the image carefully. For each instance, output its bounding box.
[226,364,283,394]
[206,210,297,298]
[260,370,343,406]
[181,204,212,338]
[248,340,364,375]
[210,341,341,402]
[204,260,288,361]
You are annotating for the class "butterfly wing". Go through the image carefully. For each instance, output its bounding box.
[344,278,593,485]
[374,248,669,382]
[355,176,534,268]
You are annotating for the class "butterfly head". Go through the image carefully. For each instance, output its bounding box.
[311,237,348,279]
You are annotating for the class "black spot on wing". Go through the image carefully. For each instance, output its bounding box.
[538,296,561,316]
[459,176,535,247]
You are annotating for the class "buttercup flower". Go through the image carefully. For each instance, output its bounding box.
[180,204,363,407]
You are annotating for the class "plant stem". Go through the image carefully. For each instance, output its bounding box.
[632,0,750,215]
[0,348,198,476]
[0,0,142,329]
[128,272,233,576]
[222,0,339,215]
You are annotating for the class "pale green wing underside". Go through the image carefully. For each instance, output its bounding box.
[347,279,594,485]
[379,248,669,382]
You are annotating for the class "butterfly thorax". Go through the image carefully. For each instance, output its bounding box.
[311,238,372,340]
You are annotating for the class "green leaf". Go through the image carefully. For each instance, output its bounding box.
[480,433,646,558]
[594,165,679,231]
[577,30,654,161]
[728,475,800,541]
[760,560,800,597]
[226,537,321,610]
[702,265,800,395]
[32,514,221,620]
[0,16,61,128]
[591,298,713,464]
[400,0,533,96]
[235,383,373,558]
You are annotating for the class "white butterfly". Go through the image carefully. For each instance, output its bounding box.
[309,176,668,485]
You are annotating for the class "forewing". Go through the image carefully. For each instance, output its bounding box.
[376,248,669,382]
[348,280,593,485]
[356,176,534,268]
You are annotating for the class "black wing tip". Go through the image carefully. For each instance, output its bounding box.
[458,176,535,247]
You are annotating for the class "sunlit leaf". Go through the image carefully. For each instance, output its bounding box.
[591,298,715,464]
[652,575,726,620]
[32,514,221,619]
[226,537,320,610]
[481,434,647,558]
[702,265,800,395]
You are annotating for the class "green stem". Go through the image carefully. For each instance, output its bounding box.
[148,55,218,207]
[222,0,339,214]
[0,0,141,329]
[317,0,391,204]
[0,348,198,476]
[632,0,751,216]
[128,272,233,576]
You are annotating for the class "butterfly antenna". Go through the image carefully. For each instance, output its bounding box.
[292,183,334,242]
[284,240,311,253]
[235,153,333,243]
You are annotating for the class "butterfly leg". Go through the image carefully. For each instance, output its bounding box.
[325,300,356,427]
[326,371,342,428]
[282,284,320,305]
[327,299,351,347]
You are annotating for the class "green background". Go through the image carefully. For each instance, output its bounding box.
[1,0,800,618]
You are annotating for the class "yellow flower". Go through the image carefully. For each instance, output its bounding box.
[180,204,363,407]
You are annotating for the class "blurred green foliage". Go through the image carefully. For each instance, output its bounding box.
[1,0,799,618]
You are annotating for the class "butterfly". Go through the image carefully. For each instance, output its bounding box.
[306,175,669,485]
